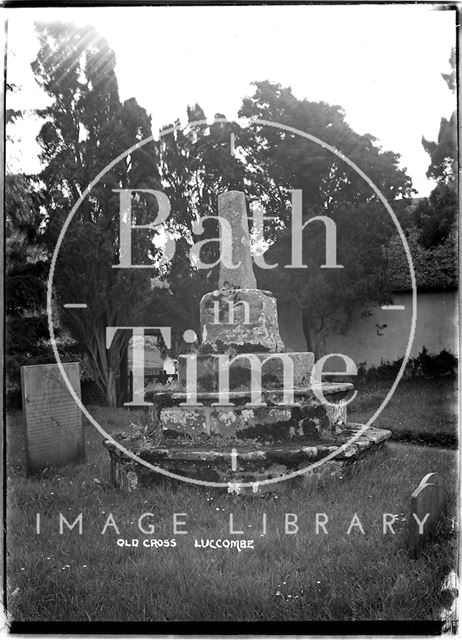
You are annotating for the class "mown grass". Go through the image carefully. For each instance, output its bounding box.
[5,389,458,623]
[350,378,457,445]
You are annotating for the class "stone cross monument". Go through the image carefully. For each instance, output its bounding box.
[200,190,285,353]
[104,189,392,492]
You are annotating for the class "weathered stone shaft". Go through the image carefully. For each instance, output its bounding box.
[217,191,257,290]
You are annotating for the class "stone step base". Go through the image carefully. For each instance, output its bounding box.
[104,424,392,492]
[159,400,348,440]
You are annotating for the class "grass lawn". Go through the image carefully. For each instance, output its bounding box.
[350,378,457,446]
[5,381,458,623]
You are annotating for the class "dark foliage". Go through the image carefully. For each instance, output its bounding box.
[357,347,457,383]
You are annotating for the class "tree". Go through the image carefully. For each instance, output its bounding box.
[5,81,51,401]
[149,82,414,358]
[413,181,457,249]
[33,23,164,406]
[5,173,50,398]
[414,49,457,248]
[154,105,248,346]
[238,81,412,222]
[387,229,457,292]
[237,81,414,355]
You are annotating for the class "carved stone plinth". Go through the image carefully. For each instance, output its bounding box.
[178,350,314,392]
[154,382,352,440]
[200,288,285,352]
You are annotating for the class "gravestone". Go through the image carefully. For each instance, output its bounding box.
[21,363,85,474]
[408,472,445,556]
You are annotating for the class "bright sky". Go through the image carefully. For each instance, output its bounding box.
[6,4,457,196]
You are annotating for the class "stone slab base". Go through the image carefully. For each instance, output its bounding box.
[178,350,315,392]
[149,382,353,409]
[104,424,391,493]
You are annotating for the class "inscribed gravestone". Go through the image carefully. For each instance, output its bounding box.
[21,363,85,474]
[408,472,444,555]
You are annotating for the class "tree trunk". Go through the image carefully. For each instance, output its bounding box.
[106,368,118,407]
[302,310,320,360]
[118,346,128,407]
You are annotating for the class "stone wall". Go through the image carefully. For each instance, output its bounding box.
[278,290,458,368]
